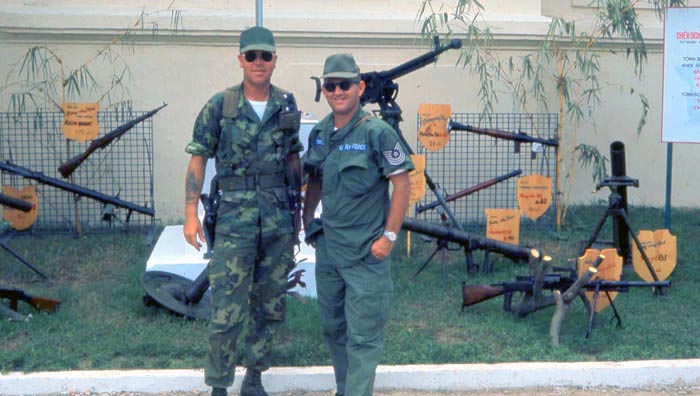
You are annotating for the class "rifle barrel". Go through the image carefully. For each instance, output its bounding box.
[1,162,154,217]
[0,193,32,212]
[415,169,522,214]
[58,103,168,178]
[377,39,462,81]
[449,120,558,148]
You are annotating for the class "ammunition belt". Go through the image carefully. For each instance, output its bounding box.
[217,173,287,191]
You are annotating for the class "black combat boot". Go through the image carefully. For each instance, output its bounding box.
[240,369,269,396]
[210,387,227,396]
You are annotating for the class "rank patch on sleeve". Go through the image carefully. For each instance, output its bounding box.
[383,142,406,165]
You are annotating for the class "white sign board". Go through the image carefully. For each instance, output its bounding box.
[662,7,700,143]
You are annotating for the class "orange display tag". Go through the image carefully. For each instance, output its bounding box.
[485,208,520,245]
[408,154,426,204]
[577,248,622,312]
[632,229,677,282]
[62,102,100,141]
[2,185,38,231]
[517,174,552,220]
[417,103,451,152]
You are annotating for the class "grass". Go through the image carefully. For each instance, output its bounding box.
[1,205,699,372]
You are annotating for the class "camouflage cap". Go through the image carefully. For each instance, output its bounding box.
[322,53,361,79]
[240,26,276,53]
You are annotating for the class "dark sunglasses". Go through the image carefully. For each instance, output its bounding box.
[323,80,356,92]
[243,51,274,62]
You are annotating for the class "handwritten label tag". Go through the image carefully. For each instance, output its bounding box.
[417,103,451,152]
[485,208,520,245]
[577,248,622,313]
[632,229,677,282]
[2,185,38,231]
[517,174,552,220]
[62,102,100,141]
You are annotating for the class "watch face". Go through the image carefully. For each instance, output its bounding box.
[384,231,397,242]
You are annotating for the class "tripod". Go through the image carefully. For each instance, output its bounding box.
[578,176,660,284]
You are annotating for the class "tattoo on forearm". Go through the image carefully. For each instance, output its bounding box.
[185,170,201,204]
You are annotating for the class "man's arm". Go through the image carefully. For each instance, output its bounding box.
[371,171,411,260]
[302,174,322,230]
[184,155,207,251]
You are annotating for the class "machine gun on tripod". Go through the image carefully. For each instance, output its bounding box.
[311,36,465,232]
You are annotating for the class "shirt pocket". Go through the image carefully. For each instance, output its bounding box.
[338,155,375,197]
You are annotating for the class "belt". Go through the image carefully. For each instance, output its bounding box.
[217,173,287,191]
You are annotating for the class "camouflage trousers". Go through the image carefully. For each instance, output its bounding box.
[204,225,294,388]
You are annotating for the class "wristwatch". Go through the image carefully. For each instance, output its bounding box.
[383,230,397,243]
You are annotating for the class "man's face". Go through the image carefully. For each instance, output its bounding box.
[237,50,277,87]
[322,78,365,117]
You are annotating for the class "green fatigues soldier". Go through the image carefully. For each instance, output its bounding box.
[183,26,302,396]
[302,54,414,396]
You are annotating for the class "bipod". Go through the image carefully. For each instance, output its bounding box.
[585,284,623,339]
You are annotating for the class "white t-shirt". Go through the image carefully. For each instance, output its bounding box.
[248,99,267,121]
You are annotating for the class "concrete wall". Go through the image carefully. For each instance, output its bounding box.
[1,0,698,223]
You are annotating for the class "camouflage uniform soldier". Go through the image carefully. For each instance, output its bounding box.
[302,54,414,396]
[183,26,303,396]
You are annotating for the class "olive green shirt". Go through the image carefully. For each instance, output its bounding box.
[302,109,414,265]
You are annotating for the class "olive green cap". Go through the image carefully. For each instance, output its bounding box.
[239,26,276,53]
[322,53,361,79]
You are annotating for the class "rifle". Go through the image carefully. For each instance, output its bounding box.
[58,103,167,178]
[462,274,670,310]
[0,161,154,220]
[448,120,558,157]
[0,287,61,313]
[415,169,522,214]
[0,192,32,213]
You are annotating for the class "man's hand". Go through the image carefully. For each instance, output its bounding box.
[370,235,394,261]
[184,215,205,251]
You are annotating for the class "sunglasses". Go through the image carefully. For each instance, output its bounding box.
[243,51,274,62]
[322,80,357,92]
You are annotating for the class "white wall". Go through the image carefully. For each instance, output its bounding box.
[1,1,698,223]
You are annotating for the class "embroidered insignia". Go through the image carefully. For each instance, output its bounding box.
[383,142,406,165]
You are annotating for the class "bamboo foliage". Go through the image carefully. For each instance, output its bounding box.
[417,0,686,226]
[1,2,183,114]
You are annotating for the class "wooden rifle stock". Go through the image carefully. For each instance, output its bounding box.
[58,103,167,178]
[462,283,505,308]
[0,287,61,313]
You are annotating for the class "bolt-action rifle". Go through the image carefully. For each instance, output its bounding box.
[448,120,558,157]
[415,169,522,214]
[58,103,167,178]
[0,161,154,220]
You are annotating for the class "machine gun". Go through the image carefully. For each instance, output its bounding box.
[448,120,558,158]
[0,161,154,221]
[461,253,670,345]
[415,169,522,214]
[311,37,466,234]
[58,103,167,178]
[0,287,61,320]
